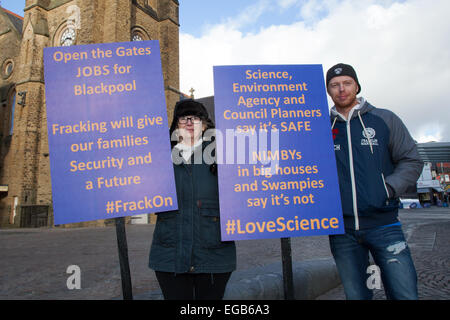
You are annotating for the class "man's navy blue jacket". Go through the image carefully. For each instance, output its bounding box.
[331,98,423,230]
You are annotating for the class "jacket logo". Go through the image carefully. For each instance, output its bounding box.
[361,127,379,146]
[362,128,376,139]
[332,128,339,140]
[334,68,343,75]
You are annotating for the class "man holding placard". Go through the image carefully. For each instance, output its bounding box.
[327,63,423,300]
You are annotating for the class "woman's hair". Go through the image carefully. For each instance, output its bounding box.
[169,99,215,148]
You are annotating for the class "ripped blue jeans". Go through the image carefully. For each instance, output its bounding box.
[329,225,418,300]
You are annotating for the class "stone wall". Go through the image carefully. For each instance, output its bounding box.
[0,0,179,228]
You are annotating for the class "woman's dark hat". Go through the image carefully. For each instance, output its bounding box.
[326,63,361,94]
[173,99,209,120]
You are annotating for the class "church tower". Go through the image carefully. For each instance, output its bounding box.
[0,0,180,227]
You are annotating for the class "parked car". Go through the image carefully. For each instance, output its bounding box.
[399,198,422,209]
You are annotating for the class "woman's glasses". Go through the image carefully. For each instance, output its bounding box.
[178,116,202,124]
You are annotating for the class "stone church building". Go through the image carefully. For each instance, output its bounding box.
[0,0,180,228]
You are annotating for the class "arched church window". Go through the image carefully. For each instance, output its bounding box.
[54,22,77,47]
[59,27,76,46]
[131,27,150,42]
[2,59,14,80]
[132,33,143,41]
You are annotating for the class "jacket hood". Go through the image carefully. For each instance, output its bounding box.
[330,97,374,122]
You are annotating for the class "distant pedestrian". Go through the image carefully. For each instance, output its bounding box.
[327,63,423,300]
[149,99,236,300]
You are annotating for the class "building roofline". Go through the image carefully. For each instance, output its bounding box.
[1,7,24,20]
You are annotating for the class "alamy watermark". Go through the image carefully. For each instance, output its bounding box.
[66,4,81,30]
[366,264,381,290]
[66,265,81,290]
[171,128,281,170]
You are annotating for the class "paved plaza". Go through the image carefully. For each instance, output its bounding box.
[0,207,448,300]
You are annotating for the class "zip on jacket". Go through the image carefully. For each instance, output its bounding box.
[332,103,363,230]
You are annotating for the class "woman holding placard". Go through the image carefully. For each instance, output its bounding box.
[149,99,236,300]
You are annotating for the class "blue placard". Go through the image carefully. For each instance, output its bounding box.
[44,41,177,225]
[213,64,344,240]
